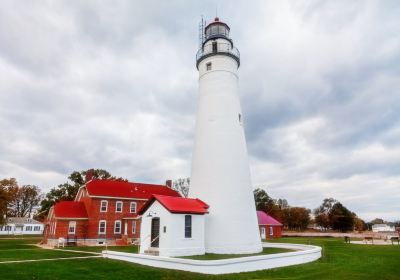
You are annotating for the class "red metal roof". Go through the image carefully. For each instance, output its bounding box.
[54,201,88,219]
[85,180,181,199]
[139,195,209,215]
[256,211,283,226]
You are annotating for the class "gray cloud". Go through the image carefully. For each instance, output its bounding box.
[0,0,399,221]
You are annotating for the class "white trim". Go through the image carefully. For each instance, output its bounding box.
[116,201,123,213]
[269,226,274,236]
[132,221,136,234]
[100,200,108,212]
[68,221,76,234]
[98,220,106,234]
[90,195,147,201]
[114,220,122,234]
[103,243,322,275]
[130,202,137,213]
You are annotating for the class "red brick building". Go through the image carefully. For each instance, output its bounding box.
[256,211,283,239]
[43,179,180,246]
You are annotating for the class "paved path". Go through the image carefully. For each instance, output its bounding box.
[0,255,101,264]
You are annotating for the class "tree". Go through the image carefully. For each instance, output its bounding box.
[370,218,385,224]
[37,169,126,220]
[172,178,190,198]
[329,202,354,232]
[282,207,311,231]
[7,185,42,217]
[253,188,275,213]
[354,216,367,232]
[314,198,337,231]
[0,179,17,224]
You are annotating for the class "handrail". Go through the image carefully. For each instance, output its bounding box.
[196,42,240,61]
[137,234,160,254]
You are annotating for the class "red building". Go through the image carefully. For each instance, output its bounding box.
[43,179,180,246]
[256,211,283,239]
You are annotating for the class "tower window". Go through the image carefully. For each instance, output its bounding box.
[206,62,212,71]
[238,113,243,125]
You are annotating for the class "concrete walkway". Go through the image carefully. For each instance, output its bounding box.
[350,240,400,245]
[0,255,101,264]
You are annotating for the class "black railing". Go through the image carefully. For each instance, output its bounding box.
[196,42,240,68]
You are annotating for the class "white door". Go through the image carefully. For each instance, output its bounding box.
[261,227,266,239]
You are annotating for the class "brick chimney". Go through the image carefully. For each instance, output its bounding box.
[165,180,172,188]
[85,169,94,183]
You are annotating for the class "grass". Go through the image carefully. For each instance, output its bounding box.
[0,237,399,279]
[180,247,294,260]
[0,238,94,262]
[62,245,138,254]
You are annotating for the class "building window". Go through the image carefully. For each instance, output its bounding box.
[5,225,12,231]
[206,62,212,71]
[184,215,192,238]
[68,221,76,234]
[98,220,106,234]
[25,226,32,231]
[130,202,137,213]
[100,200,108,212]
[238,113,242,125]
[34,226,41,231]
[132,221,136,234]
[114,220,121,234]
[269,226,274,236]
[116,201,123,213]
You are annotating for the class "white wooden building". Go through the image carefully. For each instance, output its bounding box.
[372,224,395,232]
[0,217,44,235]
[138,195,209,257]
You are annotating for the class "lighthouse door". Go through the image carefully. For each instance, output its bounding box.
[150,218,160,248]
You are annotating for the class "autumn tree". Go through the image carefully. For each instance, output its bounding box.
[37,169,126,220]
[313,198,337,231]
[282,207,311,231]
[0,179,17,224]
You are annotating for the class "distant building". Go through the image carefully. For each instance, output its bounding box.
[372,224,395,232]
[0,217,44,235]
[256,211,283,239]
[43,179,180,246]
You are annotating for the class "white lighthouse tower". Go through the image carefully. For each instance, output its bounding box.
[190,17,262,254]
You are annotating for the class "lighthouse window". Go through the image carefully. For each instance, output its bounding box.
[184,215,192,238]
[206,62,212,71]
[238,113,242,125]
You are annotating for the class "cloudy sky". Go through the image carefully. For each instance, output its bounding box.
[1,0,399,221]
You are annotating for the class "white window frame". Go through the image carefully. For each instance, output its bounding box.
[132,221,136,234]
[115,201,123,213]
[34,226,41,231]
[68,221,76,234]
[98,220,106,234]
[114,220,122,234]
[25,226,32,231]
[130,202,137,213]
[269,226,274,236]
[100,200,108,212]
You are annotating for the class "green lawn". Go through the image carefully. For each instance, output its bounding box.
[0,237,399,279]
[62,245,138,254]
[180,247,294,260]
[0,238,95,262]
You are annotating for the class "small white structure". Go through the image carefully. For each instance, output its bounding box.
[0,217,44,235]
[372,224,395,232]
[138,195,209,257]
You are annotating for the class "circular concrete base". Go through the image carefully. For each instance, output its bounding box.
[103,242,322,275]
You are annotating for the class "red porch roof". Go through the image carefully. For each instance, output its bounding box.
[85,180,181,199]
[139,195,209,215]
[256,211,282,226]
[54,201,88,219]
